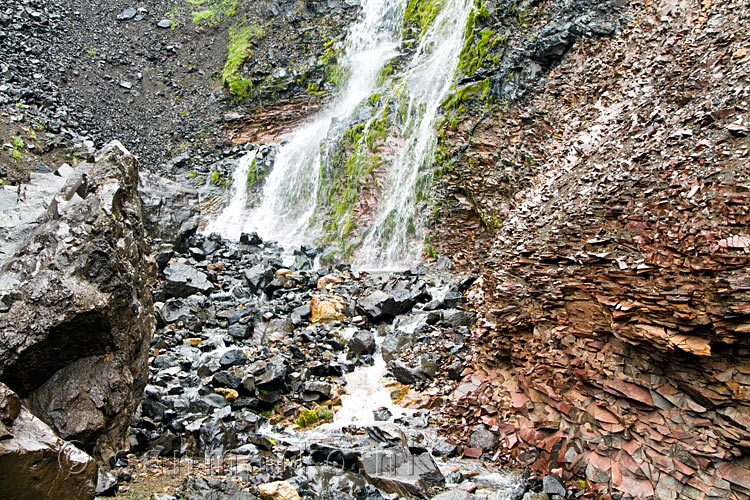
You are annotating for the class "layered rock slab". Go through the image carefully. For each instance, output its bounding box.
[0,141,155,461]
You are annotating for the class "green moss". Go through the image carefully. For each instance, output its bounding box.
[307,82,325,96]
[246,158,258,186]
[402,0,444,42]
[210,170,221,184]
[189,0,238,25]
[376,62,394,86]
[318,43,349,90]
[11,136,24,149]
[222,22,264,100]
[295,406,334,428]
[457,1,502,77]
[11,149,21,161]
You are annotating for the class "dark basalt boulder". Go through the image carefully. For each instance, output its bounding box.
[0,382,98,500]
[358,446,443,497]
[0,141,156,462]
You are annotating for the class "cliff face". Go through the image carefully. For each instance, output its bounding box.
[433,0,750,497]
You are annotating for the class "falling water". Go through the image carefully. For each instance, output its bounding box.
[209,0,472,268]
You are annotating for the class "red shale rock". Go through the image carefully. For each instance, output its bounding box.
[432,0,750,497]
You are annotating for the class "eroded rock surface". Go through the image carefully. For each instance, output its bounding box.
[0,382,98,500]
[431,0,750,497]
[0,141,155,461]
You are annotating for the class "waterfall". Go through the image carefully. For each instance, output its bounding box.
[208,0,472,269]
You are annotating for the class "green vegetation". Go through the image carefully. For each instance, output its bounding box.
[222,22,264,100]
[318,95,393,252]
[318,42,349,90]
[12,149,21,161]
[11,136,24,149]
[402,0,444,44]
[294,406,333,427]
[246,157,269,188]
[376,61,394,86]
[457,1,502,77]
[188,0,239,25]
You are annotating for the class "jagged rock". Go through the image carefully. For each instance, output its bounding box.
[348,329,375,355]
[0,141,155,461]
[432,439,458,457]
[96,469,118,496]
[240,232,263,246]
[302,381,331,402]
[358,280,429,322]
[244,263,274,292]
[181,476,255,500]
[0,382,98,499]
[542,476,565,497]
[163,262,213,298]
[432,491,474,500]
[373,407,392,421]
[255,357,287,387]
[469,425,498,452]
[258,481,300,500]
[309,443,361,471]
[257,319,294,342]
[139,172,200,246]
[219,349,247,368]
[359,446,443,497]
[0,171,66,266]
[389,361,419,385]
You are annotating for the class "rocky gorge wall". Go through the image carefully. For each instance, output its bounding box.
[431,0,750,498]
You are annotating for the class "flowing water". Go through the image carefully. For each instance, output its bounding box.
[202,3,526,492]
[208,0,472,270]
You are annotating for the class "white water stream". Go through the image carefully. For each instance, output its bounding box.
[208,0,472,269]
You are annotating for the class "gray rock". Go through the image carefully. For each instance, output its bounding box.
[442,309,477,327]
[432,439,458,457]
[163,262,213,298]
[227,322,252,339]
[96,469,118,496]
[542,475,566,497]
[389,361,419,385]
[180,476,254,500]
[302,381,331,401]
[0,382,98,499]
[157,19,172,28]
[348,329,375,355]
[138,172,200,246]
[244,263,274,292]
[0,142,155,462]
[373,407,392,421]
[257,319,294,342]
[117,7,137,20]
[219,349,247,368]
[469,425,498,452]
[359,446,443,497]
[357,280,429,322]
[0,171,66,267]
[417,355,438,378]
[432,490,474,500]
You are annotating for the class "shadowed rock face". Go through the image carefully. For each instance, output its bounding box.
[0,141,155,462]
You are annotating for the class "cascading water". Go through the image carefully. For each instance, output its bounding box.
[208,0,472,270]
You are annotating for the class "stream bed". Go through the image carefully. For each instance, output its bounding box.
[125,232,529,499]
